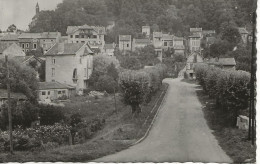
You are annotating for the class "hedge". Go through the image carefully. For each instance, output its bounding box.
[195,64,250,126]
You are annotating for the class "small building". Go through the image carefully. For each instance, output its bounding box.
[0,89,27,107]
[142,26,151,37]
[45,43,94,91]
[185,51,203,78]
[102,43,116,57]
[0,43,26,59]
[119,35,132,52]
[38,81,76,102]
[238,27,249,44]
[132,38,151,51]
[206,57,236,70]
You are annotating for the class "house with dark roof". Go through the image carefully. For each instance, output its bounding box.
[66,24,106,50]
[132,38,151,51]
[38,81,76,101]
[205,57,236,70]
[45,43,94,92]
[0,89,27,107]
[0,43,26,59]
[119,35,132,52]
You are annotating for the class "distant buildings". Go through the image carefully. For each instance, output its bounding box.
[118,35,132,52]
[66,24,106,49]
[238,27,249,44]
[0,43,26,59]
[0,89,27,107]
[102,43,116,57]
[132,38,151,51]
[45,43,94,91]
[0,34,20,47]
[205,57,236,70]
[188,34,201,53]
[185,51,203,78]
[142,26,151,38]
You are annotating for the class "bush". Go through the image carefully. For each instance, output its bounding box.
[96,75,118,93]
[195,65,250,126]
[39,105,65,125]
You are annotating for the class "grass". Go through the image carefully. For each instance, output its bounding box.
[195,87,256,163]
[0,83,168,162]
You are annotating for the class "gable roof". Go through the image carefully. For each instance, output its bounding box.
[38,81,75,90]
[153,32,162,38]
[134,38,151,44]
[190,28,202,32]
[174,37,184,41]
[18,33,42,39]
[0,34,20,41]
[41,32,60,39]
[0,89,27,99]
[238,27,248,34]
[162,34,174,40]
[104,44,115,49]
[66,25,106,35]
[1,43,26,57]
[13,55,43,64]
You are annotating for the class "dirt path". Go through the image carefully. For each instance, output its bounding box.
[94,78,232,163]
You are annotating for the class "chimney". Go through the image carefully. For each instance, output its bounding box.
[58,43,64,53]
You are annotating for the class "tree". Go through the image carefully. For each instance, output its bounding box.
[0,59,38,103]
[221,26,241,45]
[107,63,119,81]
[96,75,118,93]
[6,24,17,32]
[209,39,234,58]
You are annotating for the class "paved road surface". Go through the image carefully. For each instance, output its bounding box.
[94,78,233,163]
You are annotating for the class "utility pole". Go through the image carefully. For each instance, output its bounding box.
[5,56,13,154]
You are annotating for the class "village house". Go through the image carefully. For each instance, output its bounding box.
[188,34,201,53]
[161,33,175,50]
[0,43,26,59]
[66,24,106,50]
[119,35,132,52]
[45,43,94,92]
[18,33,42,52]
[202,30,216,37]
[205,57,236,70]
[132,38,151,51]
[142,26,151,38]
[38,81,76,102]
[185,51,204,78]
[190,28,203,38]
[238,27,249,44]
[0,89,27,107]
[102,43,116,57]
[174,37,185,55]
[0,34,20,47]
[152,32,163,61]
[40,32,61,54]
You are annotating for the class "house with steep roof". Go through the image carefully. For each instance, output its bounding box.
[238,27,249,44]
[45,43,94,92]
[119,35,132,52]
[38,81,76,101]
[0,34,20,47]
[102,43,116,57]
[0,43,26,59]
[66,24,106,50]
[132,38,151,51]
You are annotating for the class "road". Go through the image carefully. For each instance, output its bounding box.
[94,78,233,163]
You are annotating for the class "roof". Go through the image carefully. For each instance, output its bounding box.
[189,34,201,38]
[174,37,184,41]
[153,32,162,38]
[190,28,202,32]
[202,30,215,35]
[13,55,43,64]
[38,82,75,90]
[238,27,248,34]
[162,34,174,40]
[134,38,151,44]
[41,32,60,39]
[104,44,115,49]
[18,33,42,39]
[218,58,236,66]
[174,45,185,50]
[66,25,106,35]
[0,43,26,57]
[119,35,131,41]
[0,42,9,53]
[45,43,85,55]
[0,34,19,41]
[0,89,27,99]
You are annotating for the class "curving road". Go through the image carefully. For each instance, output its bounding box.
[94,78,233,163]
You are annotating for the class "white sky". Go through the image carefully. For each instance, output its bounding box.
[0,0,63,31]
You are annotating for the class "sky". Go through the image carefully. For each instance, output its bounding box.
[0,0,63,31]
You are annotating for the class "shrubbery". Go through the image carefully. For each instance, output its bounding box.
[96,75,117,93]
[195,65,250,126]
[38,105,65,125]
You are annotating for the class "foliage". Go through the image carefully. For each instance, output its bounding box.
[38,105,65,125]
[0,59,39,103]
[221,26,241,45]
[106,63,119,81]
[6,24,17,32]
[195,65,250,126]
[0,101,39,130]
[96,75,117,94]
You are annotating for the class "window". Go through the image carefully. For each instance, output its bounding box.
[26,49,29,52]
[58,91,62,94]
[22,50,25,52]
[48,91,50,95]
[52,68,55,77]
[51,40,53,42]
[26,43,29,48]
[75,35,79,38]
[164,42,167,46]
[79,57,82,64]
[70,35,73,38]
[84,68,87,77]
[81,41,85,43]
[81,35,84,38]
[93,35,97,38]
[52,58,55,64]
[42,91,46,95]
[76,41,79,43]
[21,43,25,48]
[33,43,37,49]
[126,43,129,47]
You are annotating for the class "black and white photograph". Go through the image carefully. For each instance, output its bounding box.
[0,0,258,163]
